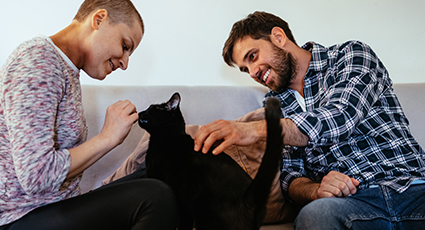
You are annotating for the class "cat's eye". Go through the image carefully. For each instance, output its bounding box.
[154,105,166,111]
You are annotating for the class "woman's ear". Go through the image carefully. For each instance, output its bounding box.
[270,27,288,48]
[91,9,108,30]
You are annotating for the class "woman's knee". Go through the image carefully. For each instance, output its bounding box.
[127,179,176,205]
[130,179,178,229]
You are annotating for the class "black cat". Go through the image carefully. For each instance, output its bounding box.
[138,92,283,230]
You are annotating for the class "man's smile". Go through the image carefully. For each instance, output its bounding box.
[262,68,271,84]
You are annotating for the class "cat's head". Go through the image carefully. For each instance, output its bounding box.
[138,92,185,134]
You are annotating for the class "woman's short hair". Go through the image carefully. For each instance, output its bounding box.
[222,11,296,67]
[74,0,144,33]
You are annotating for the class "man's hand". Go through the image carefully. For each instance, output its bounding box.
[193,116,310,155]
[289,171,360,205]
[317,171,359,198]
[193,119,266,155]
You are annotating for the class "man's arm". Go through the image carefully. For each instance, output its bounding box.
[194,117,308,155]
[289,171,360,206]
[281,118,309,147]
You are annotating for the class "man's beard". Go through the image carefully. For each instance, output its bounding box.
[269,44,298,92]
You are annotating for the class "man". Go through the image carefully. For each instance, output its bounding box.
[194,11,425,229]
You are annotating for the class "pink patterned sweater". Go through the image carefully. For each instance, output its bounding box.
[0,36,88,225]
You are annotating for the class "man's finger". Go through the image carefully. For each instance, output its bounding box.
[194,127,210,152]
[201,130,226,154]
[211,139,233,155]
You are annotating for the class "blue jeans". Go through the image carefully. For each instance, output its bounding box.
[295,184,425,230]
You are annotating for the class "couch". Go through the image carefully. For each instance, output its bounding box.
[79,83,425,230]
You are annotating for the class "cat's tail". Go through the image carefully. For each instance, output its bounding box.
[243,97,283,225]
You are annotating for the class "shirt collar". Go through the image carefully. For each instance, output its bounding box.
[267,42,328,96]
[302,41,329,74]
[44,36,80,75]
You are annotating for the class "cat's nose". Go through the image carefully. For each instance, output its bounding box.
[137,112,143,121]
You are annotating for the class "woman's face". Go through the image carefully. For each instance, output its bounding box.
[83,14,143,80]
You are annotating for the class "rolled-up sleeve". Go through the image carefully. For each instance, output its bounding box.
[279,146,306,196]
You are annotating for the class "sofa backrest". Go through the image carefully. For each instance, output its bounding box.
[80,85,268,192]
[393,83,425,147]
[80,83,425,192]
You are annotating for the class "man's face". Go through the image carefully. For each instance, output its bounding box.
[84,18,143,80]
[232,36,297,92]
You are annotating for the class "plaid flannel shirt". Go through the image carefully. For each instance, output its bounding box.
[264,41,425,197]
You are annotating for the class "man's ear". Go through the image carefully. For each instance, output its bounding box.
[270,27,288,48]
[91,9,108,30]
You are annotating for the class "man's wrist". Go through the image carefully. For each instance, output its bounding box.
[289,177,319,205]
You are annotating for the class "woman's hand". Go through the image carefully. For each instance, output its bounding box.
[67,100,138,179]
[99,100,138,147]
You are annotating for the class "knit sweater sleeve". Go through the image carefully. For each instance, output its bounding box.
[2,42,71,195]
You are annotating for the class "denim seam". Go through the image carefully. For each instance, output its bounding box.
[346,214,390,229]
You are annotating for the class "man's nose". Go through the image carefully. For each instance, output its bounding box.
[250,70,256,79]
[248,66,260,80]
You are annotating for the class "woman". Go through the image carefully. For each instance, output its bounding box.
[0,0,177,229]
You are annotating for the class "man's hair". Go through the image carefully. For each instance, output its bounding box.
[222,11,296,67]
[74,0,144,33]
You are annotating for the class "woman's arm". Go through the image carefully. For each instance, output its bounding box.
[66,100,138,179]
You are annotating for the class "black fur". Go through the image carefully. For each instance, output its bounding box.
[138,92,282,230]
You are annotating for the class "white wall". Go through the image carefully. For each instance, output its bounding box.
[1,0,424,86]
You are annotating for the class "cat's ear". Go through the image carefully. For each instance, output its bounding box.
[166,92,181,110]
